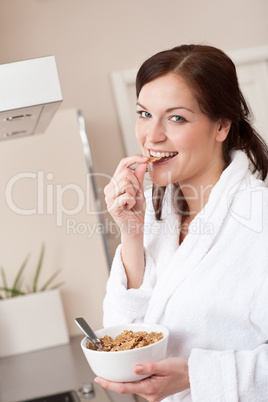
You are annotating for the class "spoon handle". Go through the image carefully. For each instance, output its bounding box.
[75,317,103,351]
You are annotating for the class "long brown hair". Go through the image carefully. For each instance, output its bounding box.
[136,44,268,220]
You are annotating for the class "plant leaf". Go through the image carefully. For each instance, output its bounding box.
[47,281,65,290]
[1,267,9,298]
[0,287,26,296]
[11,254,30,297]
[0,243,63,299]
[32,244,45,292]
[40,269,61,291]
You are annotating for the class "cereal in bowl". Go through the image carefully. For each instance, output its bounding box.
[86,330,163,352]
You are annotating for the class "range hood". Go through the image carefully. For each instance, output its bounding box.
[0,56,62,141]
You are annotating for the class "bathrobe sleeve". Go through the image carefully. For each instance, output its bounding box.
[188,273,268,402]
[103,244,156,327]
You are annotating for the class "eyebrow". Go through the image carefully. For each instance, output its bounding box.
[136,102,194,113]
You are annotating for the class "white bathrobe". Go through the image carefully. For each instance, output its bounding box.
[103,151,268,401]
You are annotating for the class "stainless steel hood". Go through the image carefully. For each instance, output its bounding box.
[0,56,62,140]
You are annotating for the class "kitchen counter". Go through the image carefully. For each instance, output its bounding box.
[0,336,135,402]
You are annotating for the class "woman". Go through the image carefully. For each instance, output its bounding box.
[95,45,268,401]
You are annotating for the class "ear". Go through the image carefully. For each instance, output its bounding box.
[216,119,232,142]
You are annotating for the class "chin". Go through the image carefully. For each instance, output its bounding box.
[149,175,175,187]
[149,166,179,184]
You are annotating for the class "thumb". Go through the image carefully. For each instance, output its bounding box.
[134,359,173,376]
[134,162,148,193]
[134,361,158,376]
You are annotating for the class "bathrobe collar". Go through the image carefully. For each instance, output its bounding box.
[145,150,252,323]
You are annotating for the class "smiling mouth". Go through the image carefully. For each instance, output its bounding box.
[148,150,178,163]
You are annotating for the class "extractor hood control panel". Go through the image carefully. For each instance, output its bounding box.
[0,56,62,140]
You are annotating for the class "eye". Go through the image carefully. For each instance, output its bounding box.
[136,110,152,119]
[170,115,186,123]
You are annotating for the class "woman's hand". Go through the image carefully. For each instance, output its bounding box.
[104,154,149,288]
[94,357,190,402]
[104,154,148,238]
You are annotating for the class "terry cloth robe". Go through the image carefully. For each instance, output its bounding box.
[103,150,268,402]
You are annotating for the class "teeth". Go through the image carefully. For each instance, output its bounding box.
[150,150,177,158]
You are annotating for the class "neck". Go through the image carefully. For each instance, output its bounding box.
[179,158,225,220]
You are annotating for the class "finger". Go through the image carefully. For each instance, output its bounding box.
[114,154,148,176]
[134,162,148,194]
[134,362,158,377]
[105,168,141,199]
[107,193,137,216]
[94,377,149,395]
[105,179,139,210]
[116,193,137,212]
[105,181,136,206]
[112,177,139,199]
[134,359,176,377]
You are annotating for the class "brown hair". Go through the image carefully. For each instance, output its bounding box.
[136,44,268,220]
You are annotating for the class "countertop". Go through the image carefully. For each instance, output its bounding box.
[0,336,135,402]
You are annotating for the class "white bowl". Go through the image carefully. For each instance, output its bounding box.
[81,323,169,382]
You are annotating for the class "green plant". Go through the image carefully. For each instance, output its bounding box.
[0,244,64,300]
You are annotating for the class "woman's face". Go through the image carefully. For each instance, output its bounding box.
[136,73,229,188]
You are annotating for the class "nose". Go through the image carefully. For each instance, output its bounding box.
[146,120,167,143]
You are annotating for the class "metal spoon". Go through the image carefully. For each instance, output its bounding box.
[75,317,104,351]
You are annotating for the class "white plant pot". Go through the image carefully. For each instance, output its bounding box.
[0,288,69,358]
